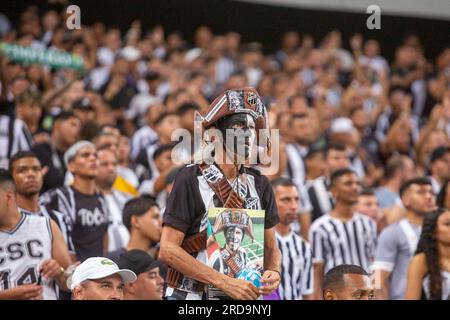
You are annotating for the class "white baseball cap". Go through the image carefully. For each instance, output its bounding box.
[330,117,357,134]
[67,257,137,290]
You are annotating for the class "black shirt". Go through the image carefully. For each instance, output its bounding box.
[40,186,109,262]
[162,164,279,299]
[163,164,279,236]
[32,143,66,192]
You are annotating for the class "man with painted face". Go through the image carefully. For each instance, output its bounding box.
[225,227,245,253]
[159,87,281,300]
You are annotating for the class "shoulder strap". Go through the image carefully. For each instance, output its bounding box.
[399,219,419,255]
[199,163,245,208]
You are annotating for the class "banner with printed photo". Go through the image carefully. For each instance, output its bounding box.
[206,207,265,299]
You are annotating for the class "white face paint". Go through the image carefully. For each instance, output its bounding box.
[225,227,244,252]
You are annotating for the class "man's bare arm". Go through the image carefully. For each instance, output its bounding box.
[50,220,72,291]
[313,263,324,300]
[372,269,391,300]
[158,226,260,300]
[263,227,281,272]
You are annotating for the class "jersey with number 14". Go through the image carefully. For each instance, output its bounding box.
[0,212,57,300]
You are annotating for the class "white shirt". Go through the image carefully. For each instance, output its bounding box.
[105,190,131,252]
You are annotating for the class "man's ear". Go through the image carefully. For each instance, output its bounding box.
[330,185,338,200]
[72,286,83,300]
[323,289,336,300]
[125,282,136,295]
[131,215,140,229]
[6,189,15,207]
[401,193,409,209]
[41,166,49,177]
[67,162,75,174]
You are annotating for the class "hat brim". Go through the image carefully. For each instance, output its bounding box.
[68,268,137,290]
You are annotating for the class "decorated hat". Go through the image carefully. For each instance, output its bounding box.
[213,209,254,240]
[201,87,270,149]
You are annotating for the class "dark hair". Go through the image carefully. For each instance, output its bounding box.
[122,195,159,231]
[52,111,80,133]
[271,177,297,190]
[385,155,408,179]
[287,94,308,108]
[154,111,178,126]
[153,143,175,161]
[177,102,200,116]
[415,208,449,300]
[305,147,325,160]
[430,146,450,164]
[325,143,347,158]
[290,113,308,122]
[0,169,15,191]
[330,168,356,188]
[360,187,375,197]
[437,180,449,209]
[15,90,41,106]
[8,151,40,174]
[323,264,369,293]
[399,177,432,199]
[53,110,78,123]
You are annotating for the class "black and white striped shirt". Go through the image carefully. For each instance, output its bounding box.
[130,125,158,160]
[40,186,109,261]
[0,115,33,169]
[276,231,313,300]
[309,213,377,274]
[285,143,307,186]
[307,176,334,221]
[282,144,313,216]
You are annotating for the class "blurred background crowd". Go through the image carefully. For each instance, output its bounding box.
[0,0,449,300]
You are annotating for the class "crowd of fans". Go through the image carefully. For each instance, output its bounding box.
[0,1,449,300]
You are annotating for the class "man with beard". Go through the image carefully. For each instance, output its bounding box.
[309,168,377,300]
[9,151,47,215]
[159,87,281,300]
[272,178,313,300]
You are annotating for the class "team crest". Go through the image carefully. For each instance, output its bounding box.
[247,91,257,106]
[227,90,245,111]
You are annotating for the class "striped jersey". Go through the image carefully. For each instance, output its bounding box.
[0,115,33,169]
[276,231,313,300]
[307,176,334,221]
[309,212,377,274]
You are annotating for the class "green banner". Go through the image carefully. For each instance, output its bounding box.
[0,42,84,72]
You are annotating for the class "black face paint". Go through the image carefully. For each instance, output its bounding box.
[216,113,256,160]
